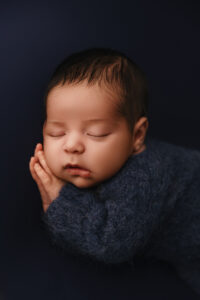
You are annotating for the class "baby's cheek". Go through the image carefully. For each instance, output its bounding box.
[49,154,63,175]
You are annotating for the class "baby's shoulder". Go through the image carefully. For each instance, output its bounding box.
[144,137,200,177]
[127,137,200,178]
[145,137,200,158]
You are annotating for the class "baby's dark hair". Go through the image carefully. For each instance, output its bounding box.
[42,47,149,134]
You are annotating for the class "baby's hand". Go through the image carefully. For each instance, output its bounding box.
[29,143,66,213]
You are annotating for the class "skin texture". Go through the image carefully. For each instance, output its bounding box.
[29,81,148,211]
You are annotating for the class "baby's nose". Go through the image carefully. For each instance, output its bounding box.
[63,134,85,153]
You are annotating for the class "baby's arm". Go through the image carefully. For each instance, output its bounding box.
[42,182,150,264]
[34,153,162,265]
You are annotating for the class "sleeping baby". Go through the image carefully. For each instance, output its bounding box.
[29,47,200,295]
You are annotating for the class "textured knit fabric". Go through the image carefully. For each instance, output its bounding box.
[42,136,200,295]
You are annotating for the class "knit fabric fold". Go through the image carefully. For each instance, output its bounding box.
[42,137,200,295]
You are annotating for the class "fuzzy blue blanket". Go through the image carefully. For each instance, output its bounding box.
[42,136,200,295]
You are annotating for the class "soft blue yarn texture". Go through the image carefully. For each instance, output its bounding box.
[42,136,200,295]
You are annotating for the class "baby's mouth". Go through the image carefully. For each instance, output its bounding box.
[64,164,91,177]
[65,163,88,170]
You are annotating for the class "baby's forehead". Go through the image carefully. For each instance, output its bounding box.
[47,83,122,118]
[50,80,120,103]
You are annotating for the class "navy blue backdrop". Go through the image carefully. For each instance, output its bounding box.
[1,0,200,299]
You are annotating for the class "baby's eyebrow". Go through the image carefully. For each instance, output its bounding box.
[47,119,112,126]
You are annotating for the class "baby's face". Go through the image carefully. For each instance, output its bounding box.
[43,81,135,188]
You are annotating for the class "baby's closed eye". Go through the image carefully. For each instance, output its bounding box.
[47,132,110,138]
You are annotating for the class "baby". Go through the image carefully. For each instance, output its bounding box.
[29,47,149,212]
[29,47,200,295]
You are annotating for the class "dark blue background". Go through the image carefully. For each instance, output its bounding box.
[1,0,200,299]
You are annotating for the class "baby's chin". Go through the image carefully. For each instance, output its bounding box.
[66,176,101,189]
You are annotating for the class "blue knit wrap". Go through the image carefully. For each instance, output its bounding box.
[42,137,200,295]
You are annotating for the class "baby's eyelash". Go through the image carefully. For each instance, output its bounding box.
[87,133,109,138]
[48,133,110,138]
[48,134,64,137]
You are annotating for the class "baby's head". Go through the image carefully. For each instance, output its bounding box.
[42,47,149,188]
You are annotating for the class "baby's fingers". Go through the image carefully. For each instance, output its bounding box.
[29,157,39,182]
[36,151,52,177]
[34,143,43,156]
[29,157,46,195]
[33,162,51,187]
[29,157,51,211]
